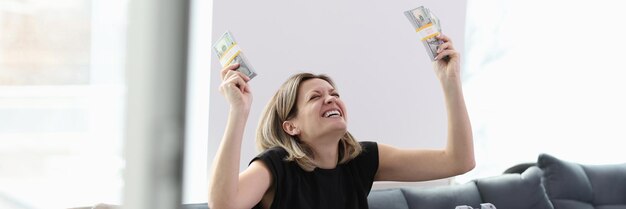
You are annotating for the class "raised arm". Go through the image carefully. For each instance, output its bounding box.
[208,64,272,209]
[375,34,475,182]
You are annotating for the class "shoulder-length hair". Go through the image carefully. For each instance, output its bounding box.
[256,73,362,171]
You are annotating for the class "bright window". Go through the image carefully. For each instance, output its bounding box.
[459,0,626,182]
[0,0,127,208]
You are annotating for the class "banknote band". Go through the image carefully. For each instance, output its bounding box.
[415,23,440,41]
[420,31,440,41]
[219,44,242,66]
[415,22,434,32]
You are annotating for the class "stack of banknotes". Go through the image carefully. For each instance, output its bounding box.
[404,6,443,61]
[213,31,257,79]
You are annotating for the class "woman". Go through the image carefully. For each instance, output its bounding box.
[209,34,474,209]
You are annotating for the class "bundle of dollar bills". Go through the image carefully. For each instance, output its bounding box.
[212,31,257,79]
[404,6,443,61]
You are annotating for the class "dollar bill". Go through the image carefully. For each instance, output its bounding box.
[213,31,257,79]
[404,6,444,61]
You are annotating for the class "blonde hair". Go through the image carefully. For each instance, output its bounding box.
[256,73,362,171]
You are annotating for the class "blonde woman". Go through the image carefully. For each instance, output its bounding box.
[209,34,474,209]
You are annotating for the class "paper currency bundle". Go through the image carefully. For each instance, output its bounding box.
[213,31,257,79]
[404,6,443,61]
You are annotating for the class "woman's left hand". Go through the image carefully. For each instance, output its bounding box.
[432,34,461,82]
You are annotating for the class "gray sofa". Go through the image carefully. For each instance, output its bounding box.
[93,154,626,209]
[367,165,552,209]
[365,153,626,209]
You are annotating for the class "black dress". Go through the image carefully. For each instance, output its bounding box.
[250,141,379,209]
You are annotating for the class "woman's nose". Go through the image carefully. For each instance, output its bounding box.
[325,95,337,104]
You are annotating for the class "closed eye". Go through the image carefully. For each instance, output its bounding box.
[309,95,320,101]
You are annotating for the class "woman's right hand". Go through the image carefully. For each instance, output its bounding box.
[219,63,252,111]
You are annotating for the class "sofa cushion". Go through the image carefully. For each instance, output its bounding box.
[538,153,626,209]
[368,188,409,209]
[401,182,482,209]
[475,166,554,209]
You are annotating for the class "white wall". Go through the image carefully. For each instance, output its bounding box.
[207,0,467,190]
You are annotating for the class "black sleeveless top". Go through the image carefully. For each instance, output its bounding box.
[250,141,379,209]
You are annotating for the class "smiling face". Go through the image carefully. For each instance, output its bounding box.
[283,78,348,144]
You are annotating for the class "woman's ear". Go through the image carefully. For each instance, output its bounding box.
[282,120,300,136]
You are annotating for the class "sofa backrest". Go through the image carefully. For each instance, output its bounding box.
[369,166,554,209]
[369,166,556,209]
[403,182,484,209]
[367,183,483,209]
[368,188,410,209]
[538,153,626,209]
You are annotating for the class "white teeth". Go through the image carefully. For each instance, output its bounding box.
[324,110,341,118]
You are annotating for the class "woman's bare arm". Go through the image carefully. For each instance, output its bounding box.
[375,34,475,182]
[208,64,272,209]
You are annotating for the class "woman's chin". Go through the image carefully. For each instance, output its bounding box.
[328,124,348,135]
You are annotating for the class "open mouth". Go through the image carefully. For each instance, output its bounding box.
[323,109,342,118]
